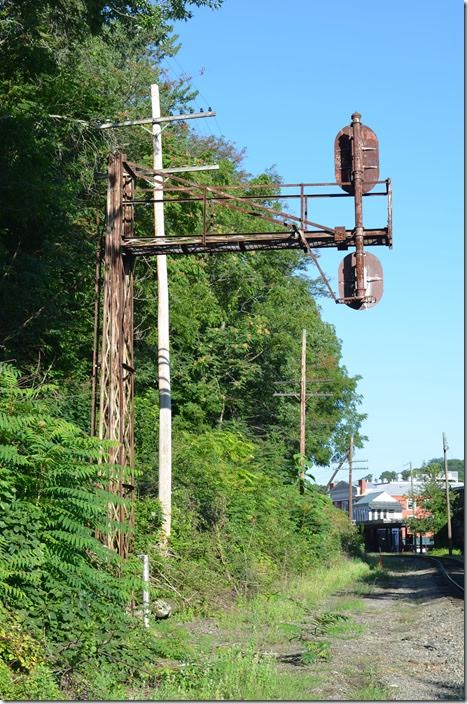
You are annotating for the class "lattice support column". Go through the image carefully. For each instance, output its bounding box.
[98,153,135,557]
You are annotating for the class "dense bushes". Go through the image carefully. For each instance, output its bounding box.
[134,426,360,611]
[0,364,156,698]
[0,366,361,698]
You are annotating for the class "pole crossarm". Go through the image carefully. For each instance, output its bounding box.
[48,110,217,129]
[273,392,333,397]
[97,110,217,130]
[274,379,334,385]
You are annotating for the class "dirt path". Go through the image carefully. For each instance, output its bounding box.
[301,556,464,700]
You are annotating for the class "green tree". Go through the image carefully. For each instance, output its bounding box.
[0,0,220,378]
[426,457,464,483]
[0,363,175,695]
[378,470,398,483]
[405,463,455,548]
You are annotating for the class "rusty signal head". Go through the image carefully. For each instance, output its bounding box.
[338,251,383,310]
[334,119,380,194]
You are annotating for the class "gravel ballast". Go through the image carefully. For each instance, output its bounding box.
[313,556,464,700]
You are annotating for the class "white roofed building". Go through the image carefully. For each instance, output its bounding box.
[328,478,428,552]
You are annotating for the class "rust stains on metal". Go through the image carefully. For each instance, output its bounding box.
[338,251,384,310]
[334,118,380,194]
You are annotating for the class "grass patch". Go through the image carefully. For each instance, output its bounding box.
[301,640,331,664]
[215,558,371,647]
[149,619,196,661]
[287,559,371,607]
[351,667,391,700]
[352,580,374,594]
[353,682,391,700]
[318,616,364,639]
[152,644,321,701]
[430,548,463,560]
[333,596,366,611]
[145,558,375,701]
[277,622,302,639]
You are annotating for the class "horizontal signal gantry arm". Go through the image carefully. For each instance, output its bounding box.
[116,160,392,257]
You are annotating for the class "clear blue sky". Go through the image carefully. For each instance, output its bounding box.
[166,0,464,484]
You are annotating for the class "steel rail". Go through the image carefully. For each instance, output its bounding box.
[400,553,465,595]
[429,556,464,594]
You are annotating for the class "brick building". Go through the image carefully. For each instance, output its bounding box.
[328,478,427,551]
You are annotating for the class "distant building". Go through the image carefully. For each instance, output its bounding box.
[328,478,430,551]
[353,490,404,551]
[436,471,459,484]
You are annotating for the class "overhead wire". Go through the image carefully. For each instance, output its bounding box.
[165,59,335,294]
[158,55,336,299]
[161,54,224,140]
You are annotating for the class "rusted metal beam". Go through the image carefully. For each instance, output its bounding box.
[90,218,103,437]
[98,154,135,558]
[121,228,390,256]
[123,191,388,202]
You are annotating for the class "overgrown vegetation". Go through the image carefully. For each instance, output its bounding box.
[0,0,371,699]
[147,560,371,701]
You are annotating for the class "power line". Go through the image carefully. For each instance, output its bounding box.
[162,55,225,139]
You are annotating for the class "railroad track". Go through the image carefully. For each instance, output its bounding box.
[428,555,464,595]
[377,553,464,598]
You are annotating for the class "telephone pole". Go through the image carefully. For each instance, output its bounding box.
[348,434,354,523]
[151,84,172,543]
[273,328,333,494]
[409,460,416,550]
[150,84,219,543]
[409,461,414,515]
[442,432,453,555]
[299,329,307,494]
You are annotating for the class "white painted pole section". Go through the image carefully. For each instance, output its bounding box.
[151,84,172,542]
[139,554,150,627]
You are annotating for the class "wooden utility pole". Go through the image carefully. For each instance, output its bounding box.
[348,434,354,523]
[299,329,307,494]
[273,330,333,494]
[442,432,453,555]
[410,460,416,549]
[409,461,414,515]
[152,84,172,542]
